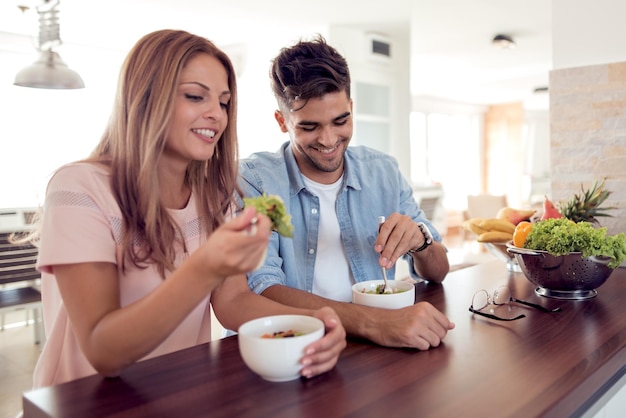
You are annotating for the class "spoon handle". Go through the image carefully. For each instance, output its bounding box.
[378,216,388,291]
[381,266,389,289]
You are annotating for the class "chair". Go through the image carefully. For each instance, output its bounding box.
[466,194,508,219]
[0,230,44,345]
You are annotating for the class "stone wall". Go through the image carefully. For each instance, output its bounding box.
[549,61,626,234]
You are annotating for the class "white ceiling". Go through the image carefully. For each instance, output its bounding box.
[1,0,552,108]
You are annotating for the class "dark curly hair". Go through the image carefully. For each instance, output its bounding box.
[270,35,351,112]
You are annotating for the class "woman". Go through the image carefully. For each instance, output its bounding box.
[32,29,345,388]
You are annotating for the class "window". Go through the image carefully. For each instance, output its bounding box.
[0,45,122,209]
[353,82,391,154]
[410,111,481,210]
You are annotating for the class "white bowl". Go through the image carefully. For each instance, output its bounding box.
[237,315,324,382]
[352,280,415,309]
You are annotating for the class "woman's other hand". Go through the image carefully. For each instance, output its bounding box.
[300,306,347,378]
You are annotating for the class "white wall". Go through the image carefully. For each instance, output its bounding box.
[334,28,411,179]
[553,0,626,69]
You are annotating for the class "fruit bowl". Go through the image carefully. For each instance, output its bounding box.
[482,242,521,272]
[506,244,616,300]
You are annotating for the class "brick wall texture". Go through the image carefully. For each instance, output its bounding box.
[549,62,626,234]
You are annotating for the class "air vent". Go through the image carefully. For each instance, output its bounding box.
[371,39,391,57]
[366,33,391,62]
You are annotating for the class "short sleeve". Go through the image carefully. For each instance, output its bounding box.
[37,163,119,274]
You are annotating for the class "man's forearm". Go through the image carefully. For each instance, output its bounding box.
[261,285,380,339]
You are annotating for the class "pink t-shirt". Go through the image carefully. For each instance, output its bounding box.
[33,162,212,388]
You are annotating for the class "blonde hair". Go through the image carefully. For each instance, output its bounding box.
[89,29,241,276]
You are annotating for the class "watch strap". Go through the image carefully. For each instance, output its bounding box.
[408,222,433,253]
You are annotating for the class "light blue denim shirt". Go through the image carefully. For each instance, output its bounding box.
[239,142,443,296]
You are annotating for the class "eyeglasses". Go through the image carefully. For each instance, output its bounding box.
[469,285,562,321]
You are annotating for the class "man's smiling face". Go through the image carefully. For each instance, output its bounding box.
[275,91,353,184]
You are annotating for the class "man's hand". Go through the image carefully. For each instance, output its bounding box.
[360,301,455,350]
[375,213,427,267]
[262,285,453,351]
[375,213,449,282]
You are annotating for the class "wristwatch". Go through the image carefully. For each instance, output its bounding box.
[408,222,433,254]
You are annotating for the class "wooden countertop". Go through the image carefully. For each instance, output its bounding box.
[23,261,626,417]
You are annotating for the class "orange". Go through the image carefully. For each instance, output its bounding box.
[513,221,533,248]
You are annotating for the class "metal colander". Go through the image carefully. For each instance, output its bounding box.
[506,245,616,300]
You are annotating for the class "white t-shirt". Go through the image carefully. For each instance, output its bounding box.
[302,175,354,302]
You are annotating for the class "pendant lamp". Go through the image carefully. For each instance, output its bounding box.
[13,0,84,89]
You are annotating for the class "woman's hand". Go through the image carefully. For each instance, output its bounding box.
[194,207,271,279]
[300,307,347,378]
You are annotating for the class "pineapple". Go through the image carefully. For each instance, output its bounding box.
[558,179,615,224]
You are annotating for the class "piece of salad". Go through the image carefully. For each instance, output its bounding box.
[243,193,294,238]
[362,285,409,295]
[521,218,626,268]
[261,330,305,338]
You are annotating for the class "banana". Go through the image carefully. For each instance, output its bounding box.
[478,218,515,234]
[477,231,513,243]
[464,216,515,243]
[464,217,516,244]
[463,218,488,235]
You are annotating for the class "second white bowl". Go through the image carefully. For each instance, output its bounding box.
[352,280,415,309]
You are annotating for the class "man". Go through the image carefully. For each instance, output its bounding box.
[239,35,454,350]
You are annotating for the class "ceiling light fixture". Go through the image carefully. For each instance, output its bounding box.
[13,0,84,89]
[492,34,516,50]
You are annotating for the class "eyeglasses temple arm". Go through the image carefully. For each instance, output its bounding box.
[469,307,526,321]
[510,298,562,313]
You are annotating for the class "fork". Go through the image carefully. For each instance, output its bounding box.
[378,216,388,293]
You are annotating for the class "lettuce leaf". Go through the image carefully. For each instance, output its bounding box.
[524,218,626,268]
[243,194,294,238]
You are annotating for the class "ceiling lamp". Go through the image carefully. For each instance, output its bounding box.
[492,34,516,49]
[14,0,84,89]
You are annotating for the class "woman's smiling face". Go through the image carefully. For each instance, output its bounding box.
[164,53,231,169]
[275,90,353,184]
